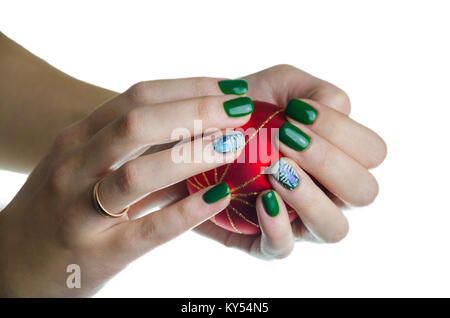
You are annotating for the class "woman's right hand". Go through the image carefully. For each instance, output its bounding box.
[0,77,252,297]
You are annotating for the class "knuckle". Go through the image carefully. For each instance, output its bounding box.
[47,158,77,193]
[192,77,217,96]
[126,81,148,105]
[116,109,143,140]
[136,220,158,243]
[52,125,80,151]
[194,96,215,124]
[172,202,192,230]
[115,220,159,252]
[271,64,296,74]
[312,84,351,115]
[332,88,351,114]
[52,130,69,150]
[317,144,334,172]
[116,162,141,194]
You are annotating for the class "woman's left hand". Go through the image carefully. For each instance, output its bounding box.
[0,77,251,296]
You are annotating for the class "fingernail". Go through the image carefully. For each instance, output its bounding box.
[285,99,318,125]
[203,183,230,204]
[213,131,245,153]
[218,79,248,95]
[279,121,311,151]
[262,190,279,217]
[223,97,254,117]
[271,158,300,190]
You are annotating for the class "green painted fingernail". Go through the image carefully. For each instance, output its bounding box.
[279,121,311,151]
[218,79,248,95]
[203,183,230,204]
[285,99,318,125]
[223,97,254,117]
[262,191,279,217]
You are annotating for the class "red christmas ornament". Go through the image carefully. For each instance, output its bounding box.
[186,101,298,234]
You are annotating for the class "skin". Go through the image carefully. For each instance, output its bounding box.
[0,33,386,296]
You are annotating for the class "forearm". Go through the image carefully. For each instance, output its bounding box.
[0,33,118,173]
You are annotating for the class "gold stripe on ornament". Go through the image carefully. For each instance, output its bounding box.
[244,109,283,146]
[232,197,256,208]
[229,205,260,228]
[227,108,282,193]
[212,109,282,233]
[226,208,241,233]
[216,109,282,190]
[202,172,210,186]
[231,192,260,198]
[193,175,205,188]
[214,168,218,184]
[230,169,265,192]
[187,178,202,190]
[218,163,231,183]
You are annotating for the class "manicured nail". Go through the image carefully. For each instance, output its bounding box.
[203,183,230,204]
[285,99,318,125]
[218,79,248,95]
[262,190,279,217]
[279,121,311,151]
[271,158,300,190]
[223,97,254,117]
[213,131,245,153]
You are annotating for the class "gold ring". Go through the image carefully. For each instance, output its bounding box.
[92,178,129,218]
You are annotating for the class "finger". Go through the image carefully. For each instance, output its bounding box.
[285,98,387,168]
[126,181,189,220]
[278,122,379,206]
[243,64,351,114]
[269,158,349,243]
[84,77,248,136]
[289,218,321,242]
[84,95,253,174]
[195,191,295,259]
[97,133,244,213]
[103,183,231,261]
[255,190,294,259]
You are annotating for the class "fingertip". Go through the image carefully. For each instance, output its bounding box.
[351,172,379,207]
[257,190,281,218]
[366,134,388,168]
[255,190,294,258]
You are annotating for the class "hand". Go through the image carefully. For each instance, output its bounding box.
[194,65,387,259]
[0,78,253,296]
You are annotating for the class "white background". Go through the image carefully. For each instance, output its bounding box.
[1,0,449,297]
